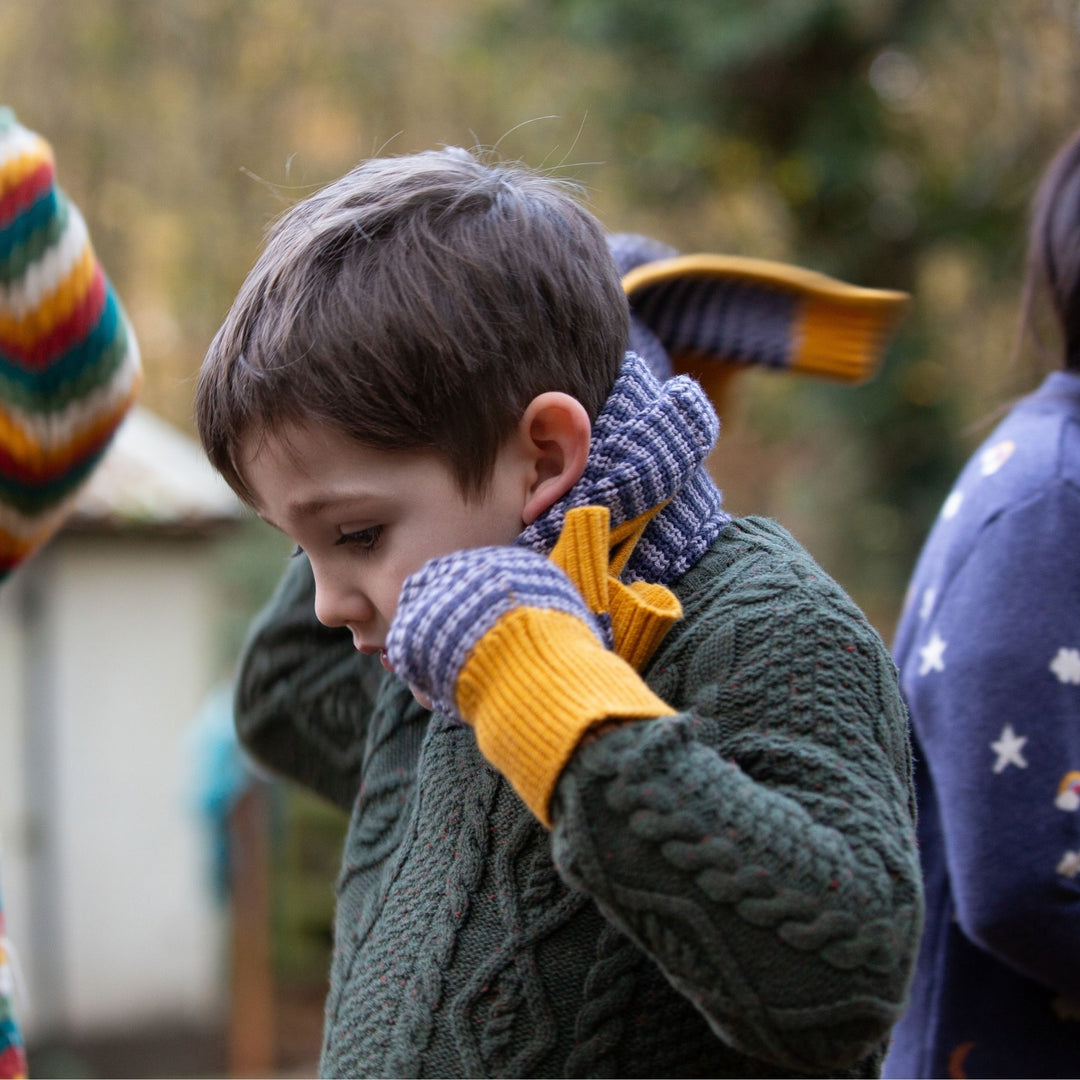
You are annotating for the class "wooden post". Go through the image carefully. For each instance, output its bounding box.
[227,782,275,1078]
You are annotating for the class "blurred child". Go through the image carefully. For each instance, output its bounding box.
[196,147,921,1078]
[883,126,1080,1078]
[0,107,141,1080]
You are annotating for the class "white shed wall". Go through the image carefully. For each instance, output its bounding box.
[1,532,227,1039]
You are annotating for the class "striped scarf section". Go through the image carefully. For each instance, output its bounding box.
[517,352,729,587]
[618,248,909,384]
[0,108,141,579]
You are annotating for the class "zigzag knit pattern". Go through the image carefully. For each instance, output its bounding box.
[0,108,140,579]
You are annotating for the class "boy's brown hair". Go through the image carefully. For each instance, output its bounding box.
[195,147,629,504]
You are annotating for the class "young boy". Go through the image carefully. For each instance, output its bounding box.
[195,147,922,1078]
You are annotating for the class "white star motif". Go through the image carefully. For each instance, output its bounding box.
[918,632,947,676]
[1057,851,1080,879]
[919,587,936,620]
[980,439,1016,476]
[1050,647,1080,685]
[991,724,1028,773]
[942,491,964,519]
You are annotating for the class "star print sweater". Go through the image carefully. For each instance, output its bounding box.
[235,358,921,1078]
[883,371,1080,1079]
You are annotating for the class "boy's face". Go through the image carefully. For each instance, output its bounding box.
[241,420,532,661]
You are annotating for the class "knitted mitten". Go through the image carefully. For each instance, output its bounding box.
[0,108,141,579]
[386,544,674,825]
[609,231,909,419]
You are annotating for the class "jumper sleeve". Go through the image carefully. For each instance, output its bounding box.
[548,520,922,1074]
[234,553,382,810]
[901,481,1080,998]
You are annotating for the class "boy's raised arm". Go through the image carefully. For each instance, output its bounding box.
[549,523,920,1073]
[235,553,383,810]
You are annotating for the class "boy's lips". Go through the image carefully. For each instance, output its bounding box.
[358,644,396,673]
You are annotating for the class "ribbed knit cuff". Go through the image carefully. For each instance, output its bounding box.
[456,607,675,826]
[794,292,905,381]
[608,578,682,670]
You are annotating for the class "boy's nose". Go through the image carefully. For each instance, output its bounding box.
[312,566,373,630]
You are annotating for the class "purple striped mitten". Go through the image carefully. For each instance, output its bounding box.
[385,544,672,826]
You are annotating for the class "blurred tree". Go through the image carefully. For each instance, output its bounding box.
[478,0,1080,627]
[2,0,1078,625]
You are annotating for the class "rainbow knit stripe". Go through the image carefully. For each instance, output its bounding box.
[0,108,140,580]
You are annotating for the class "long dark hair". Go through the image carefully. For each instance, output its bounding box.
[1019,127,1080,371]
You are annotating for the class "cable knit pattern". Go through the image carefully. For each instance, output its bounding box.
[564,921,649,1077]
[235,518,920,1077]
[551,520,920,1074]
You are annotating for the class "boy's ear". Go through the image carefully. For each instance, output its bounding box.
[518,392,591,526]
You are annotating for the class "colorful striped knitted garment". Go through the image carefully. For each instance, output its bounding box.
[608,232,909,420]
[0,107,141,580]
[0,108,141,1080]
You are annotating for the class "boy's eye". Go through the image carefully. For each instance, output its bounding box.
[336,525,384,553]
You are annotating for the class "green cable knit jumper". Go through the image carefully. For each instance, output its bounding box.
[235,516,921,1078]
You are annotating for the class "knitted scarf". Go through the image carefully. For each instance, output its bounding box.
[518,351,729,586]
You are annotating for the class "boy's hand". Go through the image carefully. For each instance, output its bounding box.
[386,545,606,721]
[386,541,674,825]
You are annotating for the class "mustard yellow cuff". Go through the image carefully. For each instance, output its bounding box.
[456,607,675,827]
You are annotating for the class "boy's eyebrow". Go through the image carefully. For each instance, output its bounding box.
[284,493,377,520]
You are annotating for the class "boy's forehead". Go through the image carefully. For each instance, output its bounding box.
[240,418,361,474]
[238,419,454,506]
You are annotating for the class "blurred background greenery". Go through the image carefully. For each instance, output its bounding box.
[3,0,1078,1072]
[5,0,1077,632]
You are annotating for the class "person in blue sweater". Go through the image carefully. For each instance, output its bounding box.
[883,128,1080,1078]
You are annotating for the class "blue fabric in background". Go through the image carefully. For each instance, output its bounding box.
[189,681,256,901]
